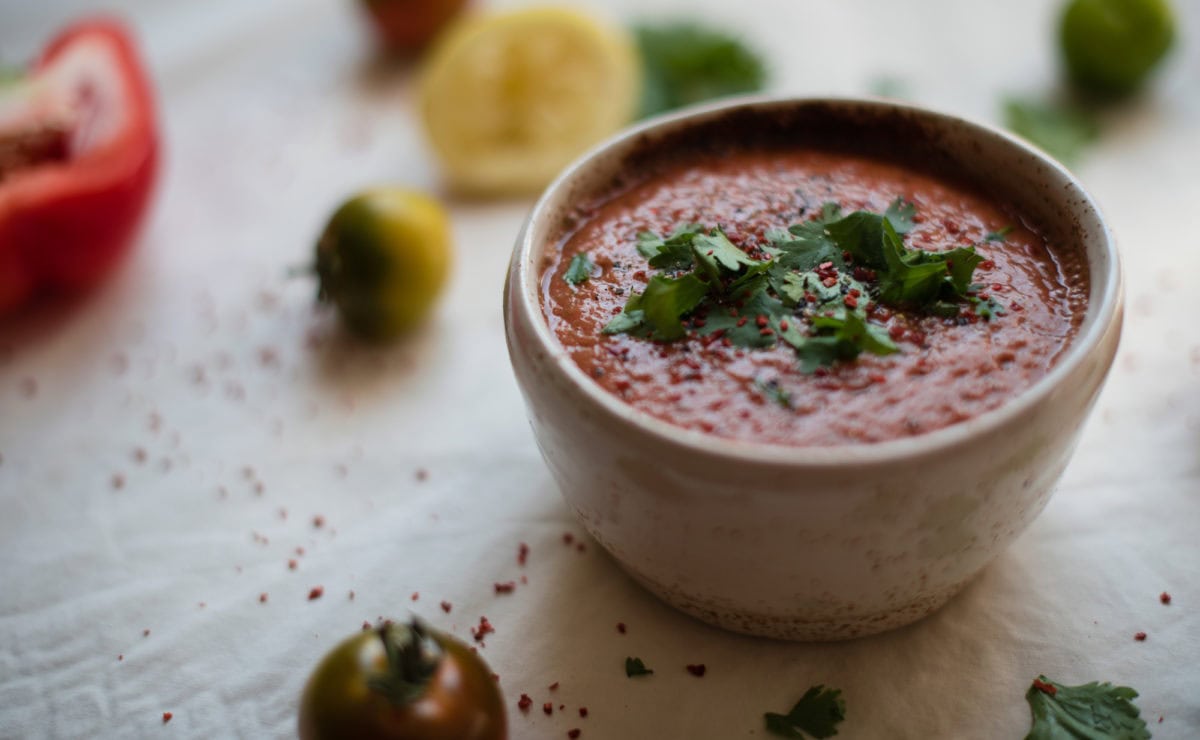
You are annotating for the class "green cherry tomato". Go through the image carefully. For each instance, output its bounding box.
[1059,0,1176,96]
[316,187,452,340]
[298,620,507,740]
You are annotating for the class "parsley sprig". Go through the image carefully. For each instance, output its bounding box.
[764,685,846,738]
[602,198,998,371]
[1025,675,1150,740]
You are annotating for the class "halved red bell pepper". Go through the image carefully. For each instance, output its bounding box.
[0,17,158,314]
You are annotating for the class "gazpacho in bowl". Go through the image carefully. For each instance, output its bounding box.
[504,97,1121,640]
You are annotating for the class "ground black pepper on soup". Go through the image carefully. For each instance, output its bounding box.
[540,148,1088,446]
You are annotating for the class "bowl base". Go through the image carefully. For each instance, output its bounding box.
[623,564,972,642]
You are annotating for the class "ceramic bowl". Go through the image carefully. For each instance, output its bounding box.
[502,96,1122,640]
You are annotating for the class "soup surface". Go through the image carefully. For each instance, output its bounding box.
[541,148,1087,446]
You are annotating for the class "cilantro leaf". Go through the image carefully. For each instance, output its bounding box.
[603,274,708,341]
[970,293,1006,320]
[1004,98,1099,166]
[633,23,767,119]
[941,246,984,295]
[755,377,792,409]
[798,310,897,373]
[764,685,846,739]
[698,279,791,349]
[884,197,917,234]
[564,253,595,285]
[692,229,760,282]
[986,225,1013,242]
[625,657,654,677]
[637,224,704,270]
[601,309,645,335]
[1025,675,1150,740]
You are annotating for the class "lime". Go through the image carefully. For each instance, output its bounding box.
[418,7,639,195]
[1060,0,1176,96]
[315,188,452,339]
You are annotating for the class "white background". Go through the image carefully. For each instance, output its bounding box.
[1,0,1198,737]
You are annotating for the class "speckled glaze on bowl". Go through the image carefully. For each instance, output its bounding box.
[503,97,1122,641]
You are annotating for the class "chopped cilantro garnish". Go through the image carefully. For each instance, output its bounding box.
[624,657,654,677]
[632,23,767,119]
[764,685,846,739]
[637,223,704,270]
[986,225,1013,242]
[755,377,792,409]
[601,198,997,371]
[564,252,595,285]
[603,273,708,341]
[1025,675,1149,740]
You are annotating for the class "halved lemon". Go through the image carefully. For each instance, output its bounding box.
[418,7,639,195]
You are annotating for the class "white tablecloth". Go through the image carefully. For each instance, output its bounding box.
[2,0,1198,737]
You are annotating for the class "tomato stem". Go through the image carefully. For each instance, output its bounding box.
[369,619,443,707]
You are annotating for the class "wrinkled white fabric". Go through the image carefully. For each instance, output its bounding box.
[1,0,1197,738]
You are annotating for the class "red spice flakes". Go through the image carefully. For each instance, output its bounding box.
[295,547,305,557]
[567,730,581,739]
[755,315,768,328]
[253,481,264,496]
[617,622,627,634]
[578,707,589,718]
[779,320,789,332]
[313,515,325,529]
[562,532,575,545]
[548,682,559,692]
[494,582,516,595]
[843,294,859,309]
[575,542,586,552]
[348,590,355,601]
[362,621,372,631]
[518,542,530,566]
[162,712,173,724]
[1134,631,1147,642]
[518,694,532,712]
[133,447,147,465]
[1160,591,1172,605]
[736,317,748,327]
[471,616,495,643]
[411,592,420,601]
[542,702,553,716]
[288,559,298,571]
[440,600,452,613]
[1031,678,1057,696]
[308,586,324,601]
[415,468,429,482]
[143,629,151,637]
[685,664,707,677]
[118,654,123,661]
[259,593,269,604]
[111,473,125,490]
[18,377,37,399]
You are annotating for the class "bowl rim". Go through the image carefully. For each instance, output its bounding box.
[510,94,1122,468]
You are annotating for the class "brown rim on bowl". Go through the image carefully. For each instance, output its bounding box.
[509,95,1122,469]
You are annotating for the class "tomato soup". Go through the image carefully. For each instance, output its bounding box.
[540,148,1087,446]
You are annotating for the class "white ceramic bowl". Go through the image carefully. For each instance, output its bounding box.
[503,97,1122,640]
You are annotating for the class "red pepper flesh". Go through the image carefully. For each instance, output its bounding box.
[0,18,158,313]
